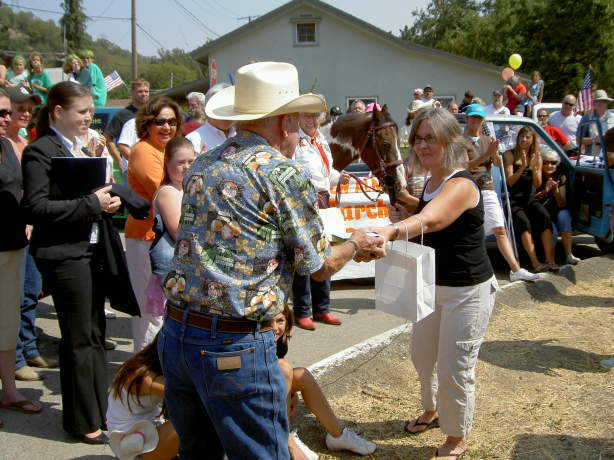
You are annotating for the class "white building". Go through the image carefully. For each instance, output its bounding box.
[192,0,508,125]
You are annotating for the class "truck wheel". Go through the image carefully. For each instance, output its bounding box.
[595,237,614,253]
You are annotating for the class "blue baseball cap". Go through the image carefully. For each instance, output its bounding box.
[466,103,486,118]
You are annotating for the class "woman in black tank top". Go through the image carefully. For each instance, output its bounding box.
[503,126,558,272]
[371,108,496,459]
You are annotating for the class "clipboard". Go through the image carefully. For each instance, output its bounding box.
[50,157,107,198]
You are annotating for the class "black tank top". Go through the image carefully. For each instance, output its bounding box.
[508,164,534,206]
[416,170,493,287]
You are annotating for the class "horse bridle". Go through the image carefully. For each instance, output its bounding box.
[358,120,403,178]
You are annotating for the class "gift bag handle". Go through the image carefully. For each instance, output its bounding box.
[396,214,424,256]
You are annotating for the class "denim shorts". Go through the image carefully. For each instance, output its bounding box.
[158,312,289,460]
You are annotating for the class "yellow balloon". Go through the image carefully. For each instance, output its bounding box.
[509,53,522,70]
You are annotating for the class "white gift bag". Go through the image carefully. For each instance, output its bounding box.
[375,218,435,322]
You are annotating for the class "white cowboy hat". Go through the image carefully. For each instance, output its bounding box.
[109,420,159,460]
[205,61,326,121]
[594,89,613,102]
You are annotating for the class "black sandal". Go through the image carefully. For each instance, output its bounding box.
[404,416,439,435]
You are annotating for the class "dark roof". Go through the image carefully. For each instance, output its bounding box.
[191,0,502,75]
[159,78,210,102]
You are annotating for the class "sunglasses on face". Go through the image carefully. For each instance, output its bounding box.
[537,114,549,118]
[0,109,13,118]
[563,102,576,107]
[543,161,558,165]
[152,117,178,127]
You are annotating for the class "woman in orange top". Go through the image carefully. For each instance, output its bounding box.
[125,96,182,353]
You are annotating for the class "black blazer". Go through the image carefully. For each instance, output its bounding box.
[22,132,102,260]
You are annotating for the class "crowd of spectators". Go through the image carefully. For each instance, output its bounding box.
[1,52,613,459]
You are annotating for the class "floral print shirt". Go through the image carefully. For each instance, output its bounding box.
[163,131,331,321]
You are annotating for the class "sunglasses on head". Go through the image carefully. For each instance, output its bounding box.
[152,117,178,127]
[0,109,13,118]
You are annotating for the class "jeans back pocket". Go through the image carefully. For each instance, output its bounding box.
[201,346,257,399]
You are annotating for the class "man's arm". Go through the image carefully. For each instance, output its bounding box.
[311,229,383,281]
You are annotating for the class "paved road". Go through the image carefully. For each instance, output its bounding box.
[0,235,602,459]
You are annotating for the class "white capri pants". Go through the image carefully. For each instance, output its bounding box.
[411,275,498,437]
[0,248,25,351]
[125,238,163,353]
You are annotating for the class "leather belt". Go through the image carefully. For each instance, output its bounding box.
[166,303,273,334]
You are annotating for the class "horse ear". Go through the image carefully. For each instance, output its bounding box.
[382,104,390,115]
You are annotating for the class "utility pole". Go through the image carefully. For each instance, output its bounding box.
[238,15,259,23]
[131,0,137,79]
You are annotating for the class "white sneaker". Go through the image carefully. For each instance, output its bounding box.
[326,428,376,455]
[510,268,540,282]
[290,430,318,460]
[600,357,614,369]
[104,308,117,319]
[566,254,581,265]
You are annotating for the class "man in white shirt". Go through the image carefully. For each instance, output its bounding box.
[485,90,511,116]
[186,83,235,154]
[291,111,346,330]
[549,94,582,149]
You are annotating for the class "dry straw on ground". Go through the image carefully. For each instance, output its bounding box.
[292,278,614,459]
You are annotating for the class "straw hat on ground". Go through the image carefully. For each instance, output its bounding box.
[205,61,326,121]
[109,420,159,460]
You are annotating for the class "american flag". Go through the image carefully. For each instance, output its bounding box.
[104,71,125,92]
[577,67,593,113]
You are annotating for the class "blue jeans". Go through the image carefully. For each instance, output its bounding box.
[158,312,289,460]
[16,249,42,369]
[292,274,330,318]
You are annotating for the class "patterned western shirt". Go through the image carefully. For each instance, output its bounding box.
[163,131,331,321]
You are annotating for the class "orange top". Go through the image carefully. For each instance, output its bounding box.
[125,139,165,240]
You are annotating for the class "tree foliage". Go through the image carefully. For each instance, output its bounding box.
[401,0,614,99]
[60,0,88,53]
[0,5,206,95]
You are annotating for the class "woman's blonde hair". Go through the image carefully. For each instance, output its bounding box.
[409,108,469,174]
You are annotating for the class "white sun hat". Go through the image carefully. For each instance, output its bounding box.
[205,61,327,121]
[109,420,159,460]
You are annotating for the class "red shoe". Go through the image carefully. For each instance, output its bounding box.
[295,317,316,330]
[313,313,342,325]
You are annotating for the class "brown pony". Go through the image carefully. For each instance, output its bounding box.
[322,105,407,204]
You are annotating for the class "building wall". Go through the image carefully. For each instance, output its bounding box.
[208,5,504,125]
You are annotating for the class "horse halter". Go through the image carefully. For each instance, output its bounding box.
[358,120,403,178]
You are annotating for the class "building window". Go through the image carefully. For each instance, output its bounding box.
[296,23,316,43]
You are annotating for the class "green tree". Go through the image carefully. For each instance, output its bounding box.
[60,0,88,53]
[401,0,614,99]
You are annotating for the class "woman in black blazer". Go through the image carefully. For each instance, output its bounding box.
[21,81,121,443]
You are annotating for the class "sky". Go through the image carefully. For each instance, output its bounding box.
[6,0,430,57]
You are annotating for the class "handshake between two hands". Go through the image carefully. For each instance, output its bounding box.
[346,227,396,263]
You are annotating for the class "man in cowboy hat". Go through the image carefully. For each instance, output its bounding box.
[578,89,614,159]
[159,61,384,460]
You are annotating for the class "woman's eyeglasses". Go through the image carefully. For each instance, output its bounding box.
[152,117,178,127]
[0,109,13,118]
[413,135,437,146]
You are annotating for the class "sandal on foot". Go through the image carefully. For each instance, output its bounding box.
[534,263,549,273]
[404,416,439,435]
[547,262,560,272]
[0,399,42,414]
[435,448,467,459]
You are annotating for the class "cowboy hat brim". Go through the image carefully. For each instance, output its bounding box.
[205,86,327,121]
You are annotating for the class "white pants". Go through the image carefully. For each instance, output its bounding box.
[411,276,497,437]
[125,238,163,353]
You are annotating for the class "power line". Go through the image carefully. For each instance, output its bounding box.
[6,2,129,20]
[136,22,167,53]
[172,0,219,37]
